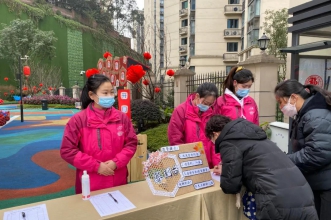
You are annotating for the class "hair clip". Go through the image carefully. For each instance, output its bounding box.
[235,66,244,73]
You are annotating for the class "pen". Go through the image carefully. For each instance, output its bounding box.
[22,212,26,220]
[108,193,118,203]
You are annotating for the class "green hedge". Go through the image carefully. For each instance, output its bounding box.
[141,123,169,152]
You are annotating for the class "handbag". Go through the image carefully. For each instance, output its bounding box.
[242,191,257,220]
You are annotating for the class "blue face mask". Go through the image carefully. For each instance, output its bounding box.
[197,104,210,112]
[236,89,250,97]
[97,95,115,108]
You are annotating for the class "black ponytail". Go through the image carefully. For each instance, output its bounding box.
[274,79,331,106]
[223,66,254,94]
[81,74,111,109]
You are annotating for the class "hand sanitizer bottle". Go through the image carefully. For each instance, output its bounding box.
[82,170,90,200]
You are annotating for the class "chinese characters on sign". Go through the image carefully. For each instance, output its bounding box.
[118,89,131,119]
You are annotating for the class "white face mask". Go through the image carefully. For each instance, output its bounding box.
[281,97,297,118]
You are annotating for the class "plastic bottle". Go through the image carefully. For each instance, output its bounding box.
[81,170,90,200]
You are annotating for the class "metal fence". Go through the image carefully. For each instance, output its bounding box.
[186,71,227,96]
[161,80,174,108]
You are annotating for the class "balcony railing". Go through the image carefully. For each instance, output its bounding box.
[179,45,187,53]
[224,29,241,38]
[179,8,188,17]
[179,27,188,35]
[160,2,164,7]
[224,5,242,14]
[223,53,239,62]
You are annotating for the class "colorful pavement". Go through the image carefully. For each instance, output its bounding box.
[0,109,80,209]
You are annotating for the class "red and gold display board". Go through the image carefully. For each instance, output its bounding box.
[97,56,128,87]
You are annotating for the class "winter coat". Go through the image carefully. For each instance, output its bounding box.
[214,88,259,125]
[215,118,318,220]
[289,92,331,191]
[168,94,220,168]
[60,103,137,194]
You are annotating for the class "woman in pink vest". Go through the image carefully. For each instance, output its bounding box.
[168,82,220,172]
[215,66,259,125]
[213,66,259,175]
[60,73,137,194]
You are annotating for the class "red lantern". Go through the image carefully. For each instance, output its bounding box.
[10,90,14,94]
[4,92,8,97]
[154,87,161,93]
[126,65,146,84]
[23,66,30,77]
[143,52,152,60]
[86,68,99,78]
[23,86,28,91]
[4,77,8,81]
[143,79,149,86]
[103,51,112,59]
[39,83,43,87]
[48,87,52,91]
[166,69,175,77]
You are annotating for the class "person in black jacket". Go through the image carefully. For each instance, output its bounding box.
[205,115,318,220]
[275,79,331,220]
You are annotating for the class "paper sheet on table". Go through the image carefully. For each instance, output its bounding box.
[3,204,49,220]
[211,171,221,182]
[90,190,136,217]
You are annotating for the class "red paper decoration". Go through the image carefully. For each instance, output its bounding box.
[143,79,150,86]
[39,83,43,87]
[126,65,146,84]
[4,77,8,81]
[103,51,112,59]
[86,68,99,78]
[23,86,28,91]
[154,87,161,93]
[23,66,30,76]
[143,52,152,60]
[166,69,175,77]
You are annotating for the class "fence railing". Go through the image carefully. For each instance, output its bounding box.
[186,71,227,96]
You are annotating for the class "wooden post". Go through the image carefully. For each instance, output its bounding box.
[128,134,148,183]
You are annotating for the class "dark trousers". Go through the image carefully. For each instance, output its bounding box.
[313,190,331,220]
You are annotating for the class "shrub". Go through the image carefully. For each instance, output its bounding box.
[131,99,161,124]
[141,124,169,152]
[23,95,79,105]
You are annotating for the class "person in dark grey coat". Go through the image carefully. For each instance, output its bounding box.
[205,115,318,220]
[275,79,331,220]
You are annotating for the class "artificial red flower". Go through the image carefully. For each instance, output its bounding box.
[86,68,99,78]
[126,65,146,84]
[103,51,112,59]
[154,87,161,93]
[143,79,149,86]
[166,69,175,77]
[4,77,8,81]
[143,52,152,60]
[39,83,43,87]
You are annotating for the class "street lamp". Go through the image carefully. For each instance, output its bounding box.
[180,57,186,68]
[16,55,29,122]
[257,33,270,52]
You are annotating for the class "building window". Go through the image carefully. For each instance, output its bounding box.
[180,55,187,61]
[182,1,188,9]
[189,66,195,72]
[227,19,239,28]
[226,66,234,74]
[227,42,238,52]
[229,0,240,4]
[181,19,188,27]
[160,62,164,68]
[181,37,188,45]
[241,38,244,51]
[190,44,195,56]
[191,0,196,10]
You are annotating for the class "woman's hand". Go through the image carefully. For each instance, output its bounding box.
[213,164,222,176]
[105,160,117,171]
[98,162,114,176]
